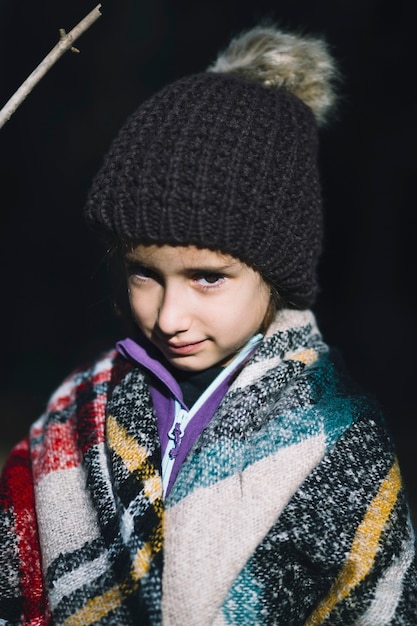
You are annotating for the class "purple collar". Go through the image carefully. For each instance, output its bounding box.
[116,335,262,496]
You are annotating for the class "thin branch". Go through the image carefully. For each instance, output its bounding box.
[0,4,102,130]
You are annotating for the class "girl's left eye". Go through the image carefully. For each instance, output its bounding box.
[194,273,225,287]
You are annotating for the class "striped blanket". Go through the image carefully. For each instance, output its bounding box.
[1,310,416,624]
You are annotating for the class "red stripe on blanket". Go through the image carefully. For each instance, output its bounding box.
[31,396,107,482]
[31,418,83,478]
[47,367,114,413]
[1,439,50,623]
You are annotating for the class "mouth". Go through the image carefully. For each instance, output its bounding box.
[163,339,207,356]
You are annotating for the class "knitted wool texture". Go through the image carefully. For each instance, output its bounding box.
[84,71,322,308]
[1,310,417,624]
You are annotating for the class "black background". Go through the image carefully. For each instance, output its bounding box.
[1,1,416,515]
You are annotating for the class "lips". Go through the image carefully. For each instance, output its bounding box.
[163,339,207,356]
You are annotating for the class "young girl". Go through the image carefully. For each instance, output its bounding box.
[1,25,416,626]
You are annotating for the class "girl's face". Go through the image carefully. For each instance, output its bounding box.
[125,244,271,371]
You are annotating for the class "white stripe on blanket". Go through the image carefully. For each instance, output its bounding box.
[48,551,110,610]
[35,464,101,571]
[229,354,284,392]
[265,309,316,337]
[162,433,326,626]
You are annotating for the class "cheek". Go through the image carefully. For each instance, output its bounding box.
[223,281,269,330]
[246,282,271,333]
[259,283,272,317]
[129,291,155,327]
[246,280,270,318]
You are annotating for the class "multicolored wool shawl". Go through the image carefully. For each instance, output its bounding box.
[1,309,416,625]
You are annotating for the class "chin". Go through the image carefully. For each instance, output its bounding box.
[168,358,208,372]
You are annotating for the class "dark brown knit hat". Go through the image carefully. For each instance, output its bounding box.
[85,26,338,308]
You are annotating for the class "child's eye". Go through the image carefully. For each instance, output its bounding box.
[135,266,152,279]
[194,273,225,288]
[125,263,156,283]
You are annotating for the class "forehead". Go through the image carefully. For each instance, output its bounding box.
[125,244,239,269]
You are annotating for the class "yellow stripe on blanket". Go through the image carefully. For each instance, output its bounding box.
[133,542,153,580]
[107,414,163,508]
[289,348,319,366]
[305,458,402,626]
[62,418,164,625]
[62,585,124,626]
[107,414,149,472]
[106,412,164,547]
[60,414,165,625]
[63,529,165,626]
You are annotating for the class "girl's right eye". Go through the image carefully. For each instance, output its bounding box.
[126,263,156,284]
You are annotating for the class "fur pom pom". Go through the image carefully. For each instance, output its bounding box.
[208,25,338,125]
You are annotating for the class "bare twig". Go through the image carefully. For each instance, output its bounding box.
[0,4,102,130]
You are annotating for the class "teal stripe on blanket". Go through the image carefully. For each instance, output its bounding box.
[221,564,263,625]
[168,360,363,505]
[167,405,341,504]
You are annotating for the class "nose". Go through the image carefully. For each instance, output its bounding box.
[156,283,192,336]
